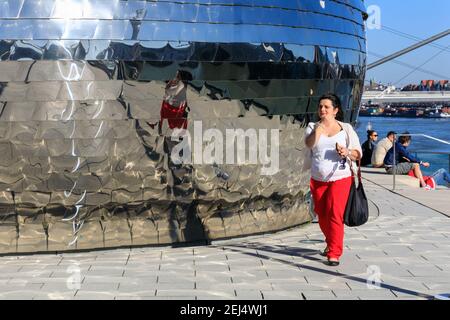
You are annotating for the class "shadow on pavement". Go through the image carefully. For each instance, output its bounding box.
[217,241,433,300]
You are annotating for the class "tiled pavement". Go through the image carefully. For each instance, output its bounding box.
[0,177,449,300]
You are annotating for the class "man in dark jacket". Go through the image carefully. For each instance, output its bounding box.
[384,132,431,188]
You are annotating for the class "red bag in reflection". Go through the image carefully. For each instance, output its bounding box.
[160,100,188,130]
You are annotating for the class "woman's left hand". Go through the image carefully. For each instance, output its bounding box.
[336,144,349,158]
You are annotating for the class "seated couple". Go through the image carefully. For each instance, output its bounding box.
[383,133,449,189]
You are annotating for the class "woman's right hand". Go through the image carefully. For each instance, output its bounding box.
[306,122,324,149]
[314,122,325,134]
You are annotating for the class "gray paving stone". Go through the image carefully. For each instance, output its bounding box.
[118,282,157,293]
[159,263,195,270]
[334,289,397,300]
[194,255,228,262]
[229,283,273,291]
[195,282,236,290]
[80,282,120,291]
[0,266,23,273]
[122,270,160,277]
[422,283,450,292]
[83,276,129,283]
[229,270,268,278]
[192,290,236,299]
[261,291,303,300]
[156,289,198,297]
[231,277,271,286]
[87,269,124,276]
[73,291,117,300]
[114,295,156,300]
[0,283,44,291]
[196,295,236,300]
[303,281,352,291]
[367,266,416,278]
[301,290,337,300]
[0,291,39,300]
[157,275,196,282]
[406,266,446,277]
[145,296,197,300]
[0,271,54,279]
[156,282,195,290]
[194,264,230,272]
[393,256,431,266]
[195,275,233,283]
[235,289,264,300]
[50,270,88,278]
[270,283,316,291]
[89,266,126,272]
[265,270,304,279]
[41,282,78,291]
[117,287,157,295]
[33,291,77,300]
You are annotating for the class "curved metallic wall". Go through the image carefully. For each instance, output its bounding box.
[0,0,366,253]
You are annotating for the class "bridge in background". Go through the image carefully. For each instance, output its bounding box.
[362,91,450,104]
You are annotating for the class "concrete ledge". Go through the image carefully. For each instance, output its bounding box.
[361,167,450,217]
[361,167,420,189]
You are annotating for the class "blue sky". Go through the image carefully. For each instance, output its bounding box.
[364,0,450,87]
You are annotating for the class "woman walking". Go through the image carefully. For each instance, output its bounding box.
[305,94,362,266]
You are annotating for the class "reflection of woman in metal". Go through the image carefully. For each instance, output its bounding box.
[155,70,194,195]
[159,70,192,132]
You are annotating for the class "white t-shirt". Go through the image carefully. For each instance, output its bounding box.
[308,130,352,182]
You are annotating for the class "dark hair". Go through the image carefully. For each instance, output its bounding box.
[367,130,376,139]
[387,131,397,137]
[318,93,344,121]
[177,70,193,82]
[398,131,411,145]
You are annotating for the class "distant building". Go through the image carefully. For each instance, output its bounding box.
[402,80,449,92]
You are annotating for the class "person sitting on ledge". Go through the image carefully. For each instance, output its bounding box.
[361,129,378,166]
[383,132,432,189]
[430,168,450,188]
[371,131,396,168]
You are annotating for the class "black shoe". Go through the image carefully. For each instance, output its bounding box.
[325,259,340,266]
[319,248,329,257]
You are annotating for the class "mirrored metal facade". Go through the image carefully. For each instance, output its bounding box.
[0,0,366,253]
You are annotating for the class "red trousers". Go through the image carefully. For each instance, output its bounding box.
[310,176,352,260]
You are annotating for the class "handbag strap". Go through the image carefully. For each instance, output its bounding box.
[349,159,363,183]
[341,124,361,181]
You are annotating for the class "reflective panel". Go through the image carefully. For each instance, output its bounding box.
[19,0,55,18]
[1,0,367,28]
[0,41,366,66]
[0,60,365,82]
[0,18,364,45]
[0,0,366,253]
[0,0,24,18]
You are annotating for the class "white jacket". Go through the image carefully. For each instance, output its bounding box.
[302,121,363,172]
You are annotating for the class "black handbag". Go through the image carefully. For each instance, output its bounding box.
[344,160,369,227]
